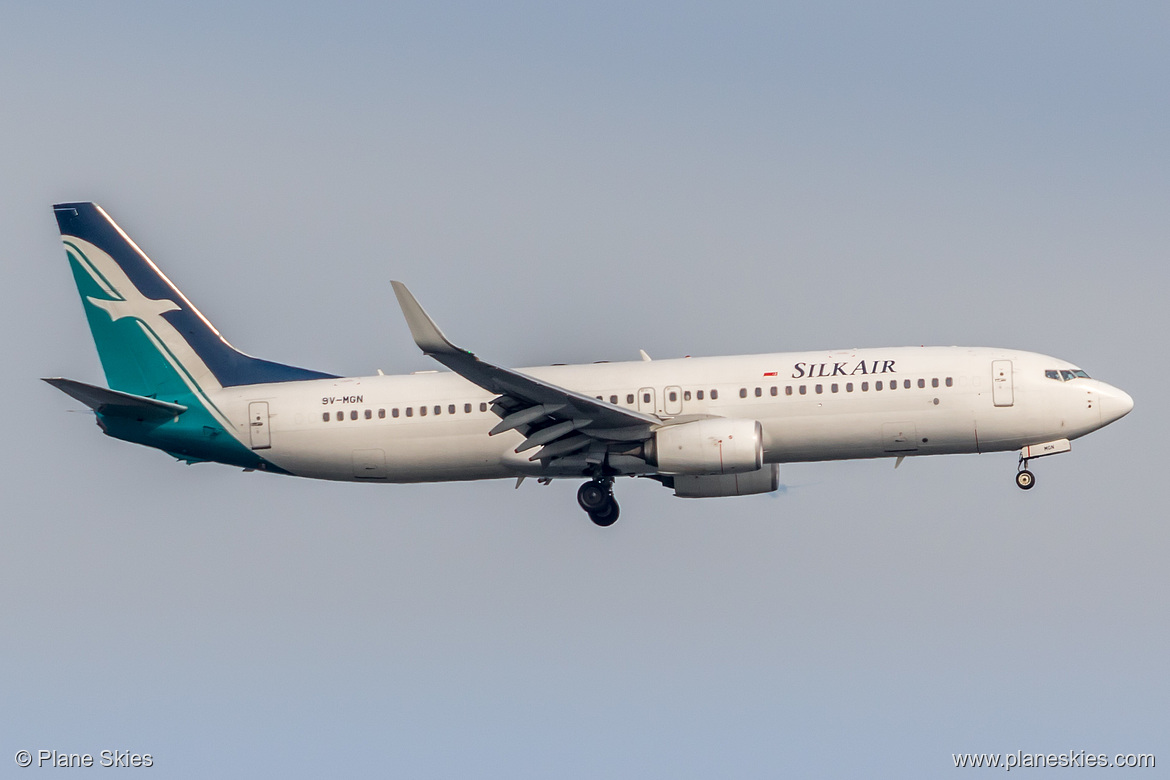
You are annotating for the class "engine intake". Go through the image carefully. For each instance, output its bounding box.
[648,418,763,475]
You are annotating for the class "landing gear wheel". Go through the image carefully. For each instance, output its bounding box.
[577,481,610,512]
[588,498,620,527]
[578,478,619,526]
[1015,469,1035,490]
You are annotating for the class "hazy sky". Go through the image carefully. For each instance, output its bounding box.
[3,3,1167,777]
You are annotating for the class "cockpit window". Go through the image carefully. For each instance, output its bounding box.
[1047,368,1092,381]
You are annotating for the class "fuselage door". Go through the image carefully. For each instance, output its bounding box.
[992,360,1014,407]
[637,387,656,414]
[248,401,271,449]
[664,385,683,415]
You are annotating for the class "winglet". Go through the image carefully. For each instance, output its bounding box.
[391,281,464,356]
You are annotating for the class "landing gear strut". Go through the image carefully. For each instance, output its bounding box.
[1015,460,1036,490]
[578,478,620,527]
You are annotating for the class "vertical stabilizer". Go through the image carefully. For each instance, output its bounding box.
[53,202,335,399]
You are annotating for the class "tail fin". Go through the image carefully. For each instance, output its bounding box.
[53,202,335,399]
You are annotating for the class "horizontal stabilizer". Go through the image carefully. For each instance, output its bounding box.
[43,377,187,420]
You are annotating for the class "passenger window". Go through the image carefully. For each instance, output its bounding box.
[739,388,747,398]
[643,392,651,404]
[846,382,853,392]
[770,386,778,396]
[754,387,762,398]
[799,385,807,395]
[945,377,953,387]
[785,386,793,396]
[904,379,911,389]
[448,404,456,414]
[876,381,883,390]
[392,408,399,418]
[815,384,823,394]
[406,407,413,417]
[434,405,441,415]
[862,382,869,391]
[378,409,386,419]
[322,412,330,422]
[932,378,939,388]
[917,378,925,389]
[627,394,635,404]
[350,410,358,420]
[669,391,678,402]
[696,390,704,400]
[464,403,472,413]
[364,409,372,419]
[610,395,618,404]
[711,389,718,400]
[480,403,488,412]
[831,383,838,393]
[683,390,692,401]
[420,406,427,416]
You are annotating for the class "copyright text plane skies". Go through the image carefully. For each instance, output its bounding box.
[45,202,1134,526]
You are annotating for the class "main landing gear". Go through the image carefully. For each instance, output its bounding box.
[1015,460,1036,490]
[578,478,620,527]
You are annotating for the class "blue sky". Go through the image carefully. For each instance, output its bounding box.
[2,3,1167,777]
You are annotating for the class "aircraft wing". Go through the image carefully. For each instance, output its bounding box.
[392,282,659,465]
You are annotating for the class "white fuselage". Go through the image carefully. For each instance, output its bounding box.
[211,347,1131,483]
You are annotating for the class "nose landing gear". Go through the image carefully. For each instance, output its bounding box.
[1013,438,1072,490]
[577,478,620,527]
[1016,456,1036,490]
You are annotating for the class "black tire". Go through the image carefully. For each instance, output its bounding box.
[589,498,620,527]
[577,481,609,512]
[1015,470,1035,490]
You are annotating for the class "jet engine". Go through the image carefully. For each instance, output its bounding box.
[647,418,763,475]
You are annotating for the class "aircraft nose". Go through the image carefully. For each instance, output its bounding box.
[1098,383,1134,425]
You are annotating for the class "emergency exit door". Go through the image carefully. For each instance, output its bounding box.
[664,386,683,415]
[992,360,1014,407]
[637,387,656,414]
[248,401,271,449]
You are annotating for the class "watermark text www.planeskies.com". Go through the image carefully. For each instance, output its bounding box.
[954,750,1154,770]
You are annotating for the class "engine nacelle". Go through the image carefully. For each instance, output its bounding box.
[673,464,780,498]
[649,418,763,475]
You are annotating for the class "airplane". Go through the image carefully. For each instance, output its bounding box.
[44,202,1134,526]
